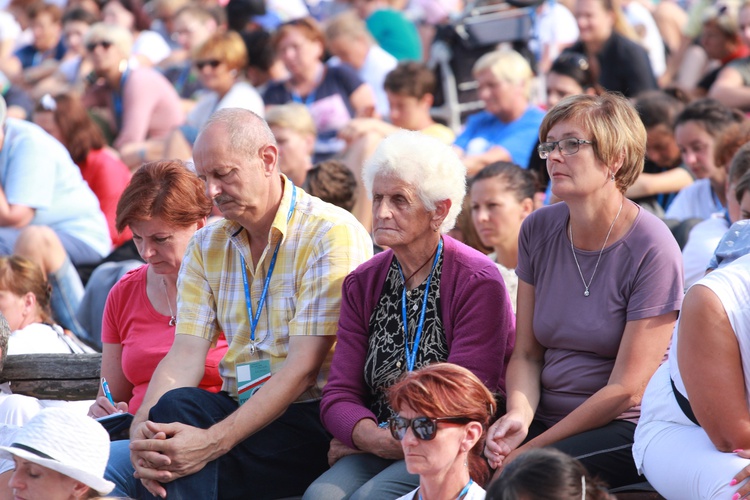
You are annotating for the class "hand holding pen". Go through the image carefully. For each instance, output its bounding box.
[87,376,129,418]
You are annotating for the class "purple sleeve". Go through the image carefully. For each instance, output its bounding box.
[445,259,515,395]
[625,213,684,321]
[320,271,377,448]
[516,213,535,286]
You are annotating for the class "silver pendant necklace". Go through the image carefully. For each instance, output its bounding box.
[162,278,177,326]
[569,201,623,297]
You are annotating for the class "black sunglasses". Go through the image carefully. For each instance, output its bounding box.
[388,415,472,441]
[195,59,221,70]
[86,40,113,52]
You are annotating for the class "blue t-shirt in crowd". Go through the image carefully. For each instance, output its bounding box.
[0,118,110,256]
[454,107,545,168]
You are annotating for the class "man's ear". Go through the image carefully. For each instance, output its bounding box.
[260,143,280,176]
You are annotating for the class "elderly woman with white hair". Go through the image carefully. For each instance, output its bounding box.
[82,23,184,169]
[304,130,516,499]
[454,49,545,175]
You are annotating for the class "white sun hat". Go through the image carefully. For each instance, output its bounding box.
[0,407,115,495]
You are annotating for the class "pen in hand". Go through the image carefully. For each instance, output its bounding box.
[101,377,116,407]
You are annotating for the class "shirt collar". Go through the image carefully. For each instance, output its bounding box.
[224,173,295,247]
[268,173,294,246]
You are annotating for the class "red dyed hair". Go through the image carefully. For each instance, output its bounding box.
[115,160,212,232]
[388,363,496,486]
[271,16,325,59]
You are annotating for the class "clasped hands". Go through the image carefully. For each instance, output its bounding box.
[483,412,529,475]
[129,420,216,498]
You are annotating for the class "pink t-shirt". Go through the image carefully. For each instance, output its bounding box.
[101,265,228,413]
[83,66,185,150]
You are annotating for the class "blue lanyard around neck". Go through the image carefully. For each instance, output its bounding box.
[112,66,131,129]
[418,478,472,500]
[291,87,317,106]
[398,238,443,372]
[239,185,296,345]
[290,65,323,106]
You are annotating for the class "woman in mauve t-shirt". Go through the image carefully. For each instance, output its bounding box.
[484,93,683,490]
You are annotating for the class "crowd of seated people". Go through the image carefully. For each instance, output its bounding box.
[4,0,750,498]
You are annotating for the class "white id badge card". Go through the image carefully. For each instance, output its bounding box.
[236,359,271,405]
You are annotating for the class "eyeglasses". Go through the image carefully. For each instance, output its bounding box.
[195,59,221,70]
[86,40,113,52]
[388,415,472,441]
[538,138,593,159]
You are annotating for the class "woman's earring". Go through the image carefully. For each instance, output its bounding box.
[610,172,616,182]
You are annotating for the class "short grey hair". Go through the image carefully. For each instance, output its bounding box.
[325,10,373,44]
[198,108,277,159]
[0,313,10,373]
[362,130,466,233]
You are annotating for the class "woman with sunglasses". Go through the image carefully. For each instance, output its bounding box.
[484,93,683,490]
[164,30,264,160]
[305,131,514,499]
[82,23,184,170]
[387,363,495,500]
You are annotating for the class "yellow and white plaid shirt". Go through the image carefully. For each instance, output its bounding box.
[176,176,372,402]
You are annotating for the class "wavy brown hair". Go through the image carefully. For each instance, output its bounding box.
[271,16,325,58]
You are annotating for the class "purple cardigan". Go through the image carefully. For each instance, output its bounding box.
[321,235,516,448]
